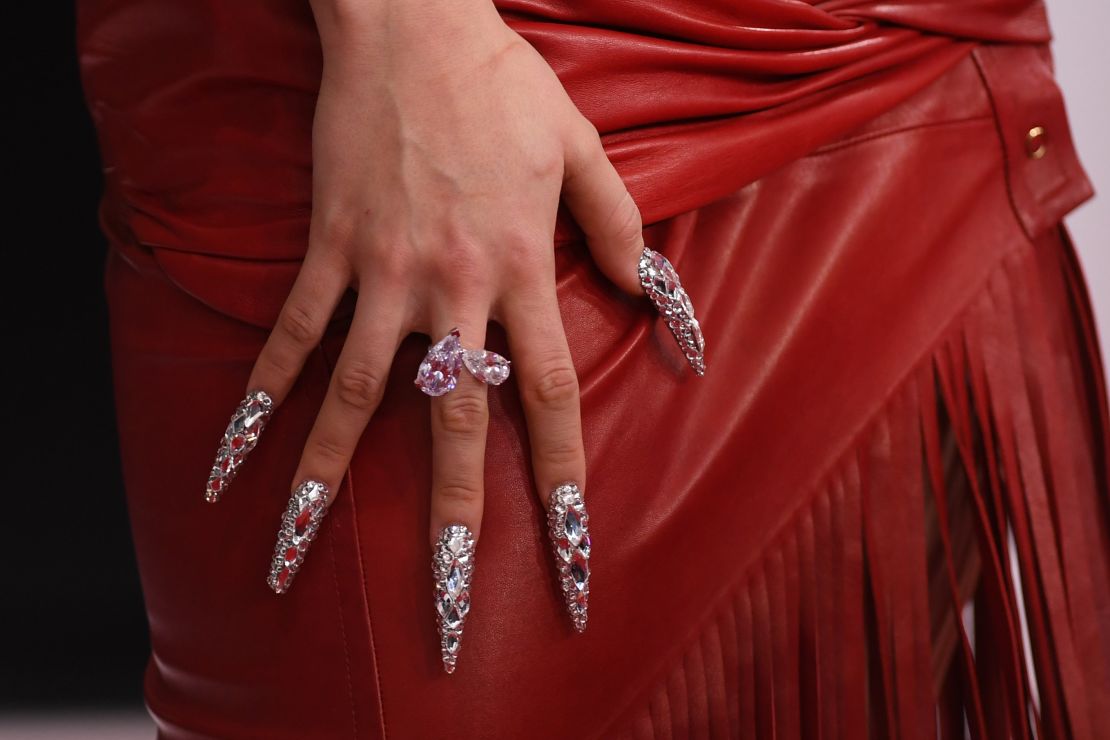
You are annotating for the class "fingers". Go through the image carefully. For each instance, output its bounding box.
[268,282,406,594]
[427,311,490,548]
[206,246,350,503]
[559,120,646,296]
[562,119,707,376]
[501,279,592,632]
[426,306,490,674]
[250,247,353,408]
[501,282,586,500]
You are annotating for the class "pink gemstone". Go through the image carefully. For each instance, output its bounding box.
[414,328,463,396]
[230,434,246,451]
[284,546,299,563]
[209,477,223,492]
[463,349,511,385]
[276,568,292,591]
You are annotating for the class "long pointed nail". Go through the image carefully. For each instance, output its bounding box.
[547,482,591,633]
[267,480,330,594]
[432,524,477,674]
[206,389,274,502]
[637,247,706,376]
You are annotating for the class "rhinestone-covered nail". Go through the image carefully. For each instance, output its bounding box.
[267,480,330,594]
[547,482,590,633]
[637,247,706,376]
[432,524,477,674]
[206,389,274,502]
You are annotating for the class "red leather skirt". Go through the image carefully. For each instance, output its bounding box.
[77,0,1109,737]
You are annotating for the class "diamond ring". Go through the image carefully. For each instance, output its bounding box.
[414,327,511,397]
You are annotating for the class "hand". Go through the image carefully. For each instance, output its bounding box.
[203,0,703,672]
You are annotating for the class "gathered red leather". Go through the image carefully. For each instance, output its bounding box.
[78,0,1109,737]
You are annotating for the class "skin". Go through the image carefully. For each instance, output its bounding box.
[247,0,648,550]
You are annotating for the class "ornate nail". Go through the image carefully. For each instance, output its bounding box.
[547,482,591,633]
[267,480,330,594]
[432,524,477,674]
[637,247,706,376]
[206,389,274,502]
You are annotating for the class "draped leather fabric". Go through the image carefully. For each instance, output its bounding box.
[77,0,1109,738]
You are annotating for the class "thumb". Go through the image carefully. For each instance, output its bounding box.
[559,122,646,297]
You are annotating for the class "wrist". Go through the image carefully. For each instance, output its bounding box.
[310,0,507,57]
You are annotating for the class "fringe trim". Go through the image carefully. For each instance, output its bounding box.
[606,223,1110,740]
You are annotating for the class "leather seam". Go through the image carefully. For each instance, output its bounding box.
[968,45,1037,246]
[808,113,994,156]
[319,341,390,740]
[327,495,360,739]
[317,343,361,740]
[347,462,391,740]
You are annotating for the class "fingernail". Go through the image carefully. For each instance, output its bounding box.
[267,480,330,594]
[432,524,477,674]
[637,246,706,376]
[206,389,274,502]
[547,482,591,633]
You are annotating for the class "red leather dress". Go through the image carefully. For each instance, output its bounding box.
[76,0,1109,737]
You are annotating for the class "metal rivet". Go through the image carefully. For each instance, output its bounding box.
[1025,125,1047,159]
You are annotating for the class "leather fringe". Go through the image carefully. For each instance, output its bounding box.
[606,222,1110,739]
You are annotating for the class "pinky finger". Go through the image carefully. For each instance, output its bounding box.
[205,247,350,503]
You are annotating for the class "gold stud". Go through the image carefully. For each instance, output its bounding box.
[1025,125,1047,159]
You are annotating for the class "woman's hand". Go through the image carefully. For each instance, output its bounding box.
[203,0,703,672]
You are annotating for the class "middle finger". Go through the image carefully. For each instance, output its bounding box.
[425,303,490,674]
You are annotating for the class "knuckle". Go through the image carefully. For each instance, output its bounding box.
[502,231,551,279]
[537,436,582,469]
[255,346,297,382]
[608,191,645,252]
[334,362,385,412]
[530,146,565,181]
[311,210,357,254]
[435,479,483,505]
[307,434,351,468]
[567,119,604,164]
[434,241,489,294]
[436,392,489,437]
[278,302,321,347]
[527,362,580,411]
[370,247,411,282]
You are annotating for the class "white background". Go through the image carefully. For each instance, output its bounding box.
[1052,1,1109,384]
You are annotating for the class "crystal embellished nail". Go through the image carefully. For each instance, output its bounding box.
[206,389,274,502]
[415,328,464,396]
[432,524,477,674]
[547,482,591,633]
[267,480,330,594]
[637,246,706,376]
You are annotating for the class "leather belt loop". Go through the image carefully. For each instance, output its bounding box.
[970,42,1095,242]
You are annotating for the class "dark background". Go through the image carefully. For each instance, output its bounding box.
[7,3,149,709]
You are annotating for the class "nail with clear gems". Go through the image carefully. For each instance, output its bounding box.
[547,482,591,633]
[432,523,477,673]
